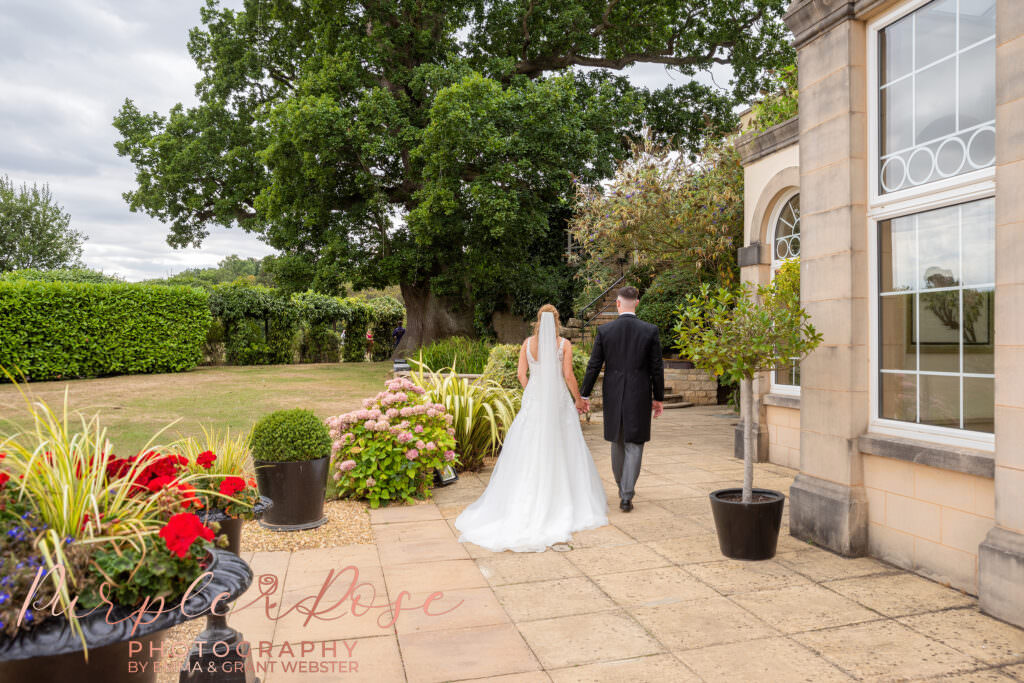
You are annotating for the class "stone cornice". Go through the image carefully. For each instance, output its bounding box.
[785,0,856,49]
[735,116,800,166]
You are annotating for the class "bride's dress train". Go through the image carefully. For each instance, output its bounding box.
[455,313,608,552]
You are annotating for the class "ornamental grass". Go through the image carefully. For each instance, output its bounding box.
[410,365,518,471]
[0,378,252,652]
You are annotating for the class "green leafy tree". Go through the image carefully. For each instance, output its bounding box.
[569,134,744,309]
[747,63,798,132]
[0,176,86,272]
[145,254,276,289]
[113,0,793,350]
[674,259,822,502]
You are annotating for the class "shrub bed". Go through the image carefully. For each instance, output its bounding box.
[411,336,492,374]
[481,342,589,390]
[637,266,704,353]
[0,280,210,380]
[411,366,518,472]
[326,377,457,507]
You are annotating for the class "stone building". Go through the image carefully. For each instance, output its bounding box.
[737,0,1022,627]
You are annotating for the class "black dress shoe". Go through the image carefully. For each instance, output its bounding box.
[619,499,633,512]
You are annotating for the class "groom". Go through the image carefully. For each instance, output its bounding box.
[577,286,665,512]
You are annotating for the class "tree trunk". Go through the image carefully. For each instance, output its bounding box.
[741,376,754,503]
[394,281,476,357]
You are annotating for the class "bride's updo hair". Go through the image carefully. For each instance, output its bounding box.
[533,304,561,336]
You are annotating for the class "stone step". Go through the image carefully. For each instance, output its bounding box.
[664,400,695,409]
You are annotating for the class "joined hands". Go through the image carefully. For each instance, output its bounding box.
[575,397,590,414]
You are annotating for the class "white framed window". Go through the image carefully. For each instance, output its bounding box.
[770,192,801,394]
[868,0,996,449]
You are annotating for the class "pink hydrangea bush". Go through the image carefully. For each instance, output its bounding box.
[326,377,459,507]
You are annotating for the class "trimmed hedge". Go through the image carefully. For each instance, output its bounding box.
[0,268,121,284]
[0,280,210,381]
[208,283,300,365]
[340,297,374,362]
[293,291,346,363]
[205,287,407,366]
[366,296,405,361]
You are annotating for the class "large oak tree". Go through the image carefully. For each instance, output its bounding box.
[114,0,792,351]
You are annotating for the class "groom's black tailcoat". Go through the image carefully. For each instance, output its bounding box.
[580,314,665,443]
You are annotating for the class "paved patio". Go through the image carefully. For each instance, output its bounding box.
[231,406,1024,682]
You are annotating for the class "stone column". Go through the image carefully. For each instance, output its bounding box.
[979,0,1024,629]
[784,1,870,556]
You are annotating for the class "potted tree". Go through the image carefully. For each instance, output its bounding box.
[675,259,821,560]
[0,392,251,682]
[250,409,332,530]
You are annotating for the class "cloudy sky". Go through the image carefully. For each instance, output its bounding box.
[0,1,722,281]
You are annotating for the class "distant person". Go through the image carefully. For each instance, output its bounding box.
[393,324,406,349]
[365,329,374,360]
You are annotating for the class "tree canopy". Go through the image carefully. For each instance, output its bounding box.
[0,176,86,272]
[114,0,793,349]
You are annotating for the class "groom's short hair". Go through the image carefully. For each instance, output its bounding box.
[617,286,639,302]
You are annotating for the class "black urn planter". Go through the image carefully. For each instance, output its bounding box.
[709,488,785,561]
[254,456,330,531]
[0,548,252,683]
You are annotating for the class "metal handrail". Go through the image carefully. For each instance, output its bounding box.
[577,273,626,346]
[577,274,625,321]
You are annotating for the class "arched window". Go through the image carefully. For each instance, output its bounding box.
[771,193,801,390]
[772,193,801,270]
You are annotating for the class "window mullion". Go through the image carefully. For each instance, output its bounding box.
[959,204,964,429]
[915,213,921,425]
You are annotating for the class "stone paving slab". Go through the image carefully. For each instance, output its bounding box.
[238,406,1024,682]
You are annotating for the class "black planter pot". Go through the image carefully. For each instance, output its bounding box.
[0,548,252,682]
[254,456,329,531]
[709,488,785,561]
[201,496,272,555]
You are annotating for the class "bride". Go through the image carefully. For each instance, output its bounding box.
[455,305,609,552]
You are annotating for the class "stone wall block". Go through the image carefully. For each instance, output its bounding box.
[996,35,1024,106]
[913,537,978,594]
[799,159,868,217]
[941,507,996,555]
[868,522,915,568]
[996,97,1024,165]
[994,467,1024,532]
[885,493,941,543]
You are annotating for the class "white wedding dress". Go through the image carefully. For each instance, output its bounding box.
[455,312,609,552]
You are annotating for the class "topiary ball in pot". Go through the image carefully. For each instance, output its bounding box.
[250,409,332,531]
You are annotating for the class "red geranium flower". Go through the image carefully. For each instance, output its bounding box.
[218,476,246,498]
[196,451,216,469]
[159,513,215,558]
[174,481,201,509]
[145,475,177,493]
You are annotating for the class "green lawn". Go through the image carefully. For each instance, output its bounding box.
[0,363,393,455]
